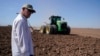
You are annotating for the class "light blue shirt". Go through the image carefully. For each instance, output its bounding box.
[11,14,34,56]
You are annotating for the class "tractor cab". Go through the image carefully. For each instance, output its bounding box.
[49,16,61,25]
[40,15,71,34]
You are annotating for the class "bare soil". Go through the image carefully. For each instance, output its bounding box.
[0,26,100,56]
[71,28,100,38]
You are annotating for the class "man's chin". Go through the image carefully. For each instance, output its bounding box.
[26,16,30,19]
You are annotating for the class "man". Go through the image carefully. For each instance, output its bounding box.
[11,4,36,56]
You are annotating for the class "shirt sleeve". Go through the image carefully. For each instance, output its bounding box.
[28,28,34,55]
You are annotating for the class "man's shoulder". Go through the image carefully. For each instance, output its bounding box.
[13,14,26,25]
[15,14,26,22]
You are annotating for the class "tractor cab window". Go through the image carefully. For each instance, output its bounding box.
[50,16,61,25]
[56,17,61,21]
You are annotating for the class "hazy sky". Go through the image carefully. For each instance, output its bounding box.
[0,0,100,28]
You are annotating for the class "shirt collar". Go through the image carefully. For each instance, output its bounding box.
[20,14,27,21]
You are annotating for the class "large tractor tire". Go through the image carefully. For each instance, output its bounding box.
[46,25,57,34]
[65,26,71,35]
[39,25,46,34]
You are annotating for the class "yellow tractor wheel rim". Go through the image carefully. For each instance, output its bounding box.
[40,27,43,33]
[46,26,50,34]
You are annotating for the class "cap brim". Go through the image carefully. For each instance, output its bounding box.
[28,8,36,13]
[31,10,36,13]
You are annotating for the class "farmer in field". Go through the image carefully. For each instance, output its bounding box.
[11,4,36,56]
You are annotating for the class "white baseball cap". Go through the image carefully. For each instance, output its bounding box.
[22,4,36,13]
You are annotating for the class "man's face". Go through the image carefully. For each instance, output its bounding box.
[23,8,33,18]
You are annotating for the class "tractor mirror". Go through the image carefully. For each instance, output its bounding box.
[63,18,65,20]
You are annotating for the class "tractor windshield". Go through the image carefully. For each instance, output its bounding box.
[50,16,61,25]
[56,17,61,21]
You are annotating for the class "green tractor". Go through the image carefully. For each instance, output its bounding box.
[40,15,71,34]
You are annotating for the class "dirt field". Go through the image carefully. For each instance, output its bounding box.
[0,26,100,56]
[71,28,100,38]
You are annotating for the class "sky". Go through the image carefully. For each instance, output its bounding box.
[0,0,100,28]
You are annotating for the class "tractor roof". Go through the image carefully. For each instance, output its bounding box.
[49,15,61,19]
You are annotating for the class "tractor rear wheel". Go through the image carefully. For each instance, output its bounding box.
[46,25,57,34]
[65,26,71,34]
[40,25,46,33]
